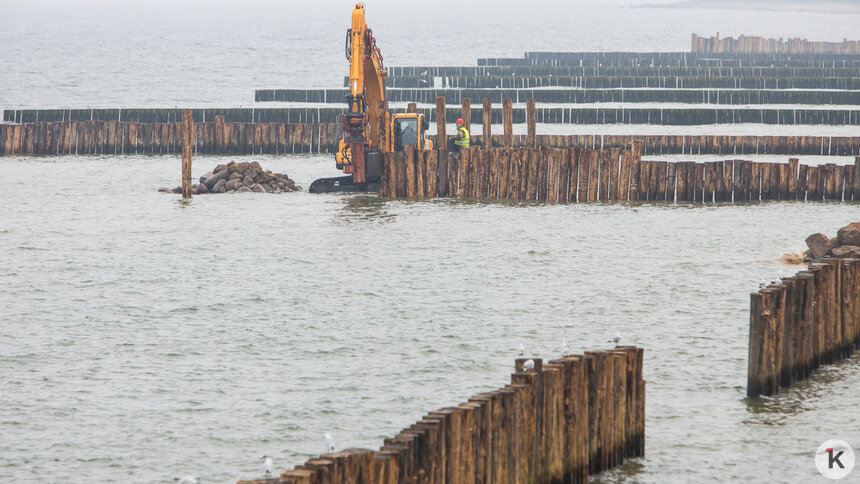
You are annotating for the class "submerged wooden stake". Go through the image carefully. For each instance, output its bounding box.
[181,110,193,198]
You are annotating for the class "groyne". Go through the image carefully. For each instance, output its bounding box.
[378,146,860,203]
[478,52,860,68]
[0,119,338,156]
[4,120,860,158]
[258,88,860,106]
[748,258,860,398]
[238,348,645,484]
[692,34,860,56]
[6,106,860,127]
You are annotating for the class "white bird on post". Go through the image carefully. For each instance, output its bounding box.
[522,359,535,371]
[517,343,525,357]
[325,432,336,452]
[608,333,622,346]
[561,339,570,357]
[264,456,273,476]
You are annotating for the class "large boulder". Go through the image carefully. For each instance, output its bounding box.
[236,185,252,193]
[832,245,860,258]
[805,233,832,259]
[212,179,227,192]
[204,169,230,189]
[837,222,860,247]
[214,163,228,173]
[251,183,266,193]
[197,183,209,194]
[224,178,242,191]
[199,171,214,185]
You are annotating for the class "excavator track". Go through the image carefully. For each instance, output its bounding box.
[308,175,378,193]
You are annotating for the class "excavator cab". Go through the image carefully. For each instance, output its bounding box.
[390,113,433,152]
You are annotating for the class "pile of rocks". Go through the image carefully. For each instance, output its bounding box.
[160,161,302,194]
[805,222,860,260]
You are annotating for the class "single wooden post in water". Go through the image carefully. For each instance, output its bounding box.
[482,98,492,150]
[181,110,193,198]
[461,98,471,134]
[503,98,513,148]
[527,99,537,149]
[436,96,447,150]
[854,156,860,201]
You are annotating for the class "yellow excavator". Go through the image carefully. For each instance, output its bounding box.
[309,3,434,193]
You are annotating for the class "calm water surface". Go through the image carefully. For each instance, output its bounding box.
[2,0,860,482]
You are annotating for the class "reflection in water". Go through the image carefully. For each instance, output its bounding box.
[334,195,396,225]
[743,354,860,420]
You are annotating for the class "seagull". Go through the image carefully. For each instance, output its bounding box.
[522,359,535,371]
[325,432,336,452]
[264,456,273,476]
[608,333,622,346]
[176,477,197,484]
[759,280,768,290]
[561,340,570,357]
[517,343,525,357]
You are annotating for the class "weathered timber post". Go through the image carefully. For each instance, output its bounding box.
[181,110,193,198]
[527,99,536,149]
[436,96,446,150]
[503,98,513,148]
[748,291,765,398]
[482,98,492,150]
[407,102,417,114]
[461,98,471,134]
[215,115,225,153]
[854,156,860,201]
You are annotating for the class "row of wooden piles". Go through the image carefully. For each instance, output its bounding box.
[692,34,860,55]
[384,65,860,77]
[398,76,860,90]
[379,147,860,203]
[496,134,860,157]
[260,87,860,105]
[4,120,860,158]
[485,51,860,67]
[748,258,860,398]
[240,348,644,484]
[0,118,338,156]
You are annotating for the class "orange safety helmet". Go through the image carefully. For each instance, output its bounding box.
[456,118,465,125]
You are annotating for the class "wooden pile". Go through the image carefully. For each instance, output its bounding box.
[160,161,301,194]
[748,254,860,398]
[239,348,645,484]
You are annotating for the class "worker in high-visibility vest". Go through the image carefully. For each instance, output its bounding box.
[448,118,470,152]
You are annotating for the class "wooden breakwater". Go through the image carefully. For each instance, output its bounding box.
[379,147,860,203]
[748,259,860,398]
[384,65,860,78]
[357,75,860,90]
[486,134,860,157]
[5,120,860,158]
[8,106,860,127]
[693,34,860,56]
[0,119,340,156]
[259,87,860,106]
[480,52,860,68]
[240,348,645,484]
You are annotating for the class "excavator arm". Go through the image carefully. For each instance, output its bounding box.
[343,3,387,183]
